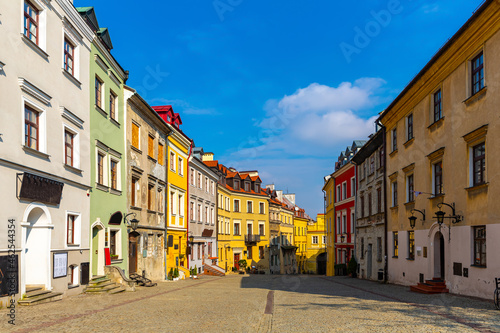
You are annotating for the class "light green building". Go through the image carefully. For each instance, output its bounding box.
[77,7,128,277]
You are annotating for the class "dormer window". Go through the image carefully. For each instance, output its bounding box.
[244,182,250,192]
[255,184,260,193]
[234,180,240,190]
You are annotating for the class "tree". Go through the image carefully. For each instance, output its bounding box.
[238,259,247,271]
[347,257,358,278]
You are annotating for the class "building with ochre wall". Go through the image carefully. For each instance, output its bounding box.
[306,214,327,274]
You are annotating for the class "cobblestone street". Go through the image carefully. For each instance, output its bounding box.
[1,275,499,333]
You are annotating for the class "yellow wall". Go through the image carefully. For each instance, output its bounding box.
[323,177,336,276]
[306,214,327,273]
[294,216,308,273]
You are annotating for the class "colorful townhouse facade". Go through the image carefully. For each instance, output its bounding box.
[305,214,327,274]
[379,0,500,299]
[188,147,218,275]
[293,209,310,274]
[153,105,192,278]
[124,88,169,281]
[77,7,129,278]
[323,174,335,276]
[352,130,386,281]
[0,0,93,303]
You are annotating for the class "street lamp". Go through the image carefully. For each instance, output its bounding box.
[409,209,425,229]
[189,235,194,245]
[340,234,346,243]
[434,202,462,225]
[409,215,417,229]
[124,213,139,231]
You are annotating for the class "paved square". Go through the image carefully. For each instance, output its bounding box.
[1,275,499,332]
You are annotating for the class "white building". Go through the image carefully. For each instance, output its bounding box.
[0,0,92,303]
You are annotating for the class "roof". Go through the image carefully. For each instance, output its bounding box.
[351,130,384,164]
[379,0,494,123]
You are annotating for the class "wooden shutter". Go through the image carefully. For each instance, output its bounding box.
[148,135,154,158]
[158,143,164,165]
[132,123,139,148]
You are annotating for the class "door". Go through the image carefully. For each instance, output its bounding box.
[234,253,240,270]
[367,244,373,279]
[92,225,105,276]
[25,208,50,287]
[439,233,445,280]
[129,233,139,274]
[433,232,445,279]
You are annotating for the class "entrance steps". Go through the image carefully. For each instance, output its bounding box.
[203,264,226,277]
[18,286,63,306]
[410,278,449,294]
[84,275,125,294]
[129,273,157,287]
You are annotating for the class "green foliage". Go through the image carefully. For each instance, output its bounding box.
[168,268,174,280]
[174,268,179,278]
[347,257,357,277]
[238,259,247,270]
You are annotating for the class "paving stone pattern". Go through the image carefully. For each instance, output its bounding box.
[1,275,499,332]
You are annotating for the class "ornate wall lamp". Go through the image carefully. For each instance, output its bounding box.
[435,202,463,226]
[409,209,426,229]
[124,213,139,231]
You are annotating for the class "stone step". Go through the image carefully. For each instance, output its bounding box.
[25,286,44,293]
[90,277,111,284]
[410,285,449,294]
[25,289,52,298]
[85,284,121,293]
[88,281,114,288]
[18,292,63,306]
[109,287,125,294]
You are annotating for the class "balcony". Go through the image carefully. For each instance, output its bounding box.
[245,234,261,244]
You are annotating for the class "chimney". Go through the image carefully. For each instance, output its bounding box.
[202,152,214,161]
[276,190,283,202]
[265,184,275,191]
[284,193,296,205]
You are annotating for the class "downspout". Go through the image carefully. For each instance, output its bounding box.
[322,188,326,273]
[164,130,172,281]
[376,119,388,283]
[186,141,193,270]
[352,161,357,269]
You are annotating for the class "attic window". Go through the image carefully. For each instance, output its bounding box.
[234,180,240,190]
[244,182,250,192]
[255,184,260,193]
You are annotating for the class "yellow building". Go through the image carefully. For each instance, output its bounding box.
[323,175,335,276]
[204,157,270,273]
[306,214,327,274]
[152,106,191,278]
[293,211,309,274]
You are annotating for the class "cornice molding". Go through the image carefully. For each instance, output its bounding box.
[18,78,51,105]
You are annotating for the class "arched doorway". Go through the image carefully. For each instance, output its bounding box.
[316,252,327,275]
[23,204,51,289]
[91,222,105,276]
[433,232,445,280]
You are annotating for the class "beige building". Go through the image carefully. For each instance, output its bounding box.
[0,0,93,303]
[125,88,170,281]
[379,0,500,299]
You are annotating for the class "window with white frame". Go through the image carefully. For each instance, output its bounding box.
[351,177,355,197]
[259,202,265,214]
[336,185,341,202]
[68,264,79,286]
[109,228,121,258]
[178,157,183,176]
[247,201,253,213]
[96,149,107,187]
[205,177,209,192]
[342,182,347,200]
[342,214,347,234]
[234,199,240,212]
[23,0,47,51]
[109,156,121,192]
[170,152,176,172]
[336,215,341,234]
[204,206,209,224]
[322,235,327,244]
[259,222,265,236]
[312,236,318,244]
[66,212,81,246]
[211,207,214,225]
[178,194,184,216]
[406,174,414,202]
[234,221,241,235]
[63,125,80,169]
[190,202,194,221]
[170,191,176,215]
[406,113,413,141]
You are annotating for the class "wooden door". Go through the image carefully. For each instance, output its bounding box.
[129,233,138,274]
[234,253,240,270]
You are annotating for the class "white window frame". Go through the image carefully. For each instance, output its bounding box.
[62,26,80,80]
[22,97,47,154]
[312,236,318,245]
[336,185,341,202]
[22,0,48,51]
[178,157,183,176]
[322,235,327,245]
[170,152,176,172]
[108,227,122,259]
[258,221,265,236]
[109,155,121,191]
[342,182,347,200]
[62,123,80,169]
[246,221,253,235]
[351,177,355,197]
[65,211,81,247]
[96,147,108,187]
[247,200,253,213]
[234,199,240,212]
[234,220,241,236]
[190,168,195,186]
[190,201,195,221]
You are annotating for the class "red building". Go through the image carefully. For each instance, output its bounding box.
[332,141,365,264]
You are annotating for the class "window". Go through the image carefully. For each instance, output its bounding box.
[234,180,240,190]
[197,172,201,188]
[234,200,240,212]
[473,143,485,186]
[211,208,214,225]
[360,237,364,259]
[178,157,183,175]
[170,152,175,171]
[190,169,195,185]
[433,89,442,122]
[64,130,74,166]
[377,237,382,262]
[132,122,140,149]
[407,174,414,202]
[312,236,318,244]
[368,193,372,217]
[393,231,399,257]
[322,235,327,244]
[68,265,76,286]
[178,194,183,216]
[234,222,240,235]
[95,76,103,108]
[408,231,415,260]
[336,185,340,202]
[170,192,175,215]
[392,128,397,152]
[148,135,154,158]
[351,178,355,197]
[204,207,208,224]
[342,182,347,200]
[259,223,265,236]
[255,184,260,193]
[471,52,484,95]
[211,181,215,195]
[473,226,486,266]
[259,202,265,214]
[189,202,194,221]
[247,246,253,259]
[109,91,117,120]
[406,114,413,141]
[131,177,138,207]
[244,182,250,192]
[377,187,382,213]
[24,1,39,44]
[369,156,375,174]
[148,185,154,210]
[379,147,385,168]
[342,215,347,234]
[197,204,201,222]
[259,246,264,259]
[110,160,118,190]
[67,214,76,245]
[158,143,164,165]
[434,162,443,195]
[25,106,39,150]
[97,153,105,185]
[110,230,118,256]
[247,201,253,213]
[360,195,365,217]
[247,222,252,235]
[392,181,398,207]
[205,178,209,192]
[64,38,74,75]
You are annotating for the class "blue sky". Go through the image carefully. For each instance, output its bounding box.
[74,0,484,217]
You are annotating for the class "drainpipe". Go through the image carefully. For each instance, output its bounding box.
[186,141,193,271]
[164,130,172,281]
[322,188,327,274]
[351,161,358,273]
[376,119,388,283]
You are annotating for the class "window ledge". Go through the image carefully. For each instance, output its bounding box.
[389,149,398,157]
[428,117,445,130]
[110,188,122,196]
[131,145,142,154]
[470,264,486,269]
[64,164,83,174]
[406,258,415,261]
[95,104,107,117]
[110,117,120,128]
[23,145,50,159]
[392,256,398,259]
[62,69,82,87]
[147,155,157,163]
[429,193,445,201]
[130,206,142,211]
[463,86,487,106]
[147,209,156,214]
[68,284,80,290]
[21,34,49,59]
[403,138,415,148]
[96,183,109,192]
[404,201,415,207]
[465,183,488,194]
[110,259,123,264]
